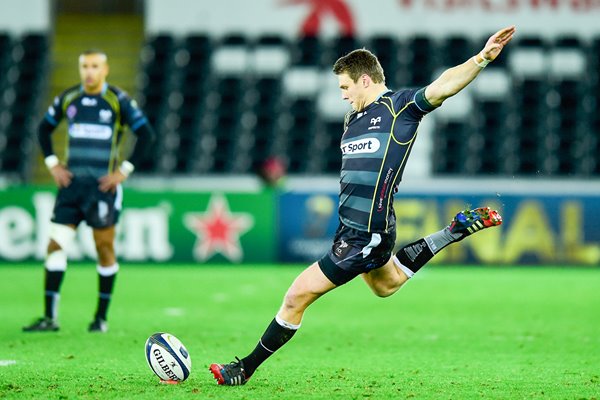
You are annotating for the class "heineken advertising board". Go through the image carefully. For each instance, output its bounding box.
[0,187,275,263]
[3,185,599,265]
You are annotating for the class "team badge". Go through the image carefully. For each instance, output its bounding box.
[99,109,112,123]
[333,240,351,258]
[67,105,77,119]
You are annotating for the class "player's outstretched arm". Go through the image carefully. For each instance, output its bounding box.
[424,25,516,107]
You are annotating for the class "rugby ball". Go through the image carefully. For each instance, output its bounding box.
[145,332,192,382]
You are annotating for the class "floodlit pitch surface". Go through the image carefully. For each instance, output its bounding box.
[2,264,599,399]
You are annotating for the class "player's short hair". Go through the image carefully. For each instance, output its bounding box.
[79,49,108,62]
[332,49,385,84]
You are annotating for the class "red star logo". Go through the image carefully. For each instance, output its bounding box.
[184,195,254,262]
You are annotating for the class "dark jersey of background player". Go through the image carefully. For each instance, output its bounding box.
[39,82,150,178]
[339,88,435,233]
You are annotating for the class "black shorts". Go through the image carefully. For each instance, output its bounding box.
[51,177,122,229]
[318,222,396,286]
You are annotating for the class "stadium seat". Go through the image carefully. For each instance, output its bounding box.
[549,48,585,79]
[188,114,219,173]
[317,84,350,122]
[0,33,49,177]
[325,35,360,66]
[547,47,587,175]
[0,32,10,56]
[431,121,471,175]
[572,137,591,180]
[430,92,479,174]
[369,35,399,87]
[554,35,583,50]
[472,69,510,101]
[14,26,600,178]
[136,34,177,172]
[252,77,283,116]
[23,28,588,177]
[140,35,175,75]
[442,35,475,67]
[322,121,343,173]
[251,38,290,77]
[282,66,321,98]
[20,33,48,54]
[212,34,251,78]
[185,33,211,50]
[404,36,438,86]
[292,36,323,66]
[470,93,508,172]
[285,101,317,173]
[126,31,600,177]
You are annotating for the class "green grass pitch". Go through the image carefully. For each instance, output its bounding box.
[2,264,599,399]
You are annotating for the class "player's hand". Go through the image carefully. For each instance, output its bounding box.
[98,170,127,193]
[50,165,73,188]
[481,25,516,62]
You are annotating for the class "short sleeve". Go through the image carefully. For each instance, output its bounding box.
[413,87,437,114]
[392,87,437,122]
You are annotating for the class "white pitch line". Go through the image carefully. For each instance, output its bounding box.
[0,360,16,367]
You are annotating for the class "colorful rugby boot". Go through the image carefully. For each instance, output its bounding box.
[209,357,249,386]
[448,206,502,241]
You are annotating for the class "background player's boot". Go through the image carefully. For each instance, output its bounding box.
[88,317,108,333]
[22,317,60,332]
[209,357,249,385]
[448,206,502,241]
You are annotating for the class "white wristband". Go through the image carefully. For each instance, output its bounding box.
[119,160,135,177]
[44,155,59,169]
[472,51,491,68]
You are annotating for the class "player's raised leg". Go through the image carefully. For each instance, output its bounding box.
[395,206,502,277]
[362,207,502,296]
[361,256,410,297]
[209,262,337,385]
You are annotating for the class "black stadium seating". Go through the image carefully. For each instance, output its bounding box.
[131,33,600,177]
[2,31,600,179]
[0,33,49,178]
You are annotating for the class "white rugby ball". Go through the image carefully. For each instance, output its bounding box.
[145,332,192,382]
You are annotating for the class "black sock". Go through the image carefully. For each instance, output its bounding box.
[395,227,465,276]
[95,272,117,321]
[241,318,298,377]
[395,238,435,275]
[44,270,65,320]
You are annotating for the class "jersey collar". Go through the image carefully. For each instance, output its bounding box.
[374,88,392,102]
[79,82,108,95]
[363,89,392,111]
